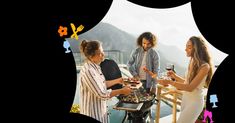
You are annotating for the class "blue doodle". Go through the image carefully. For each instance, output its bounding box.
[63,40,71,53]
[210,94,218,108]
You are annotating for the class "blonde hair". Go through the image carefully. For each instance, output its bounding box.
[188,36,213,88]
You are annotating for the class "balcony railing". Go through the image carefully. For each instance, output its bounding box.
[73,50,124,66]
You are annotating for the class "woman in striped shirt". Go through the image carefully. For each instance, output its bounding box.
[79,40,132,123]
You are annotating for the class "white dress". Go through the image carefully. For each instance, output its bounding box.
[177,71,207,123]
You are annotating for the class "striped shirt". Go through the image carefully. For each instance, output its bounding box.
[79,60,112,123]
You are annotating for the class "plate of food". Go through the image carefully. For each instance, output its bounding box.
[123,78,142,89]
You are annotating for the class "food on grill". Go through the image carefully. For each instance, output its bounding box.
[131,84,136,87]
[119,88,155,103]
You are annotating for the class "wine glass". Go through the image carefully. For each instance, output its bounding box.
[165,63,174,71]
[63,40,71,53]
[158,72,170,80]
[165,63,176,81]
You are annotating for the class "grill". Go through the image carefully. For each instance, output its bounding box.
[113,80,156,123]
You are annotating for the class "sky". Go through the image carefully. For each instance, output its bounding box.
[101,0,228,65]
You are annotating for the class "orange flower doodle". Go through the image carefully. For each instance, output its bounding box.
[58,26,68,37]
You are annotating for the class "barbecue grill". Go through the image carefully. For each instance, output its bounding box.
[113,80,156,123]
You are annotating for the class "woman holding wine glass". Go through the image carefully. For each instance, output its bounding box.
[157,36,213,123]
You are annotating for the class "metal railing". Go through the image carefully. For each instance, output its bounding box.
[73,50,124,66]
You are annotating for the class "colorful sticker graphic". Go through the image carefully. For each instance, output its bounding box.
[70,24,84,40]
[58,23,84,53]
[58,23,84,40]
[58,26,68,37]
[210,94,218,108]
[63,40,71,53]
[203,109,214,123]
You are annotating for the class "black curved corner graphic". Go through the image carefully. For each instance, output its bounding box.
[205,56,231,123]
[48,1,113,37]
[46,0,113,122]
[127,0,191,8]
[191,0,232,55]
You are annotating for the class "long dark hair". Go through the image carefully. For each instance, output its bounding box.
[188,36,213,87]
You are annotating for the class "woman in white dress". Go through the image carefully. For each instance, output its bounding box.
[158,36,213,123]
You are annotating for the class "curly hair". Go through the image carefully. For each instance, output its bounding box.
[137,32,157,48]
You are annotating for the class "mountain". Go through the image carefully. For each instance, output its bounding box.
[68,22,136,64]
[68,22,187,76]
[157,43,189,71]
